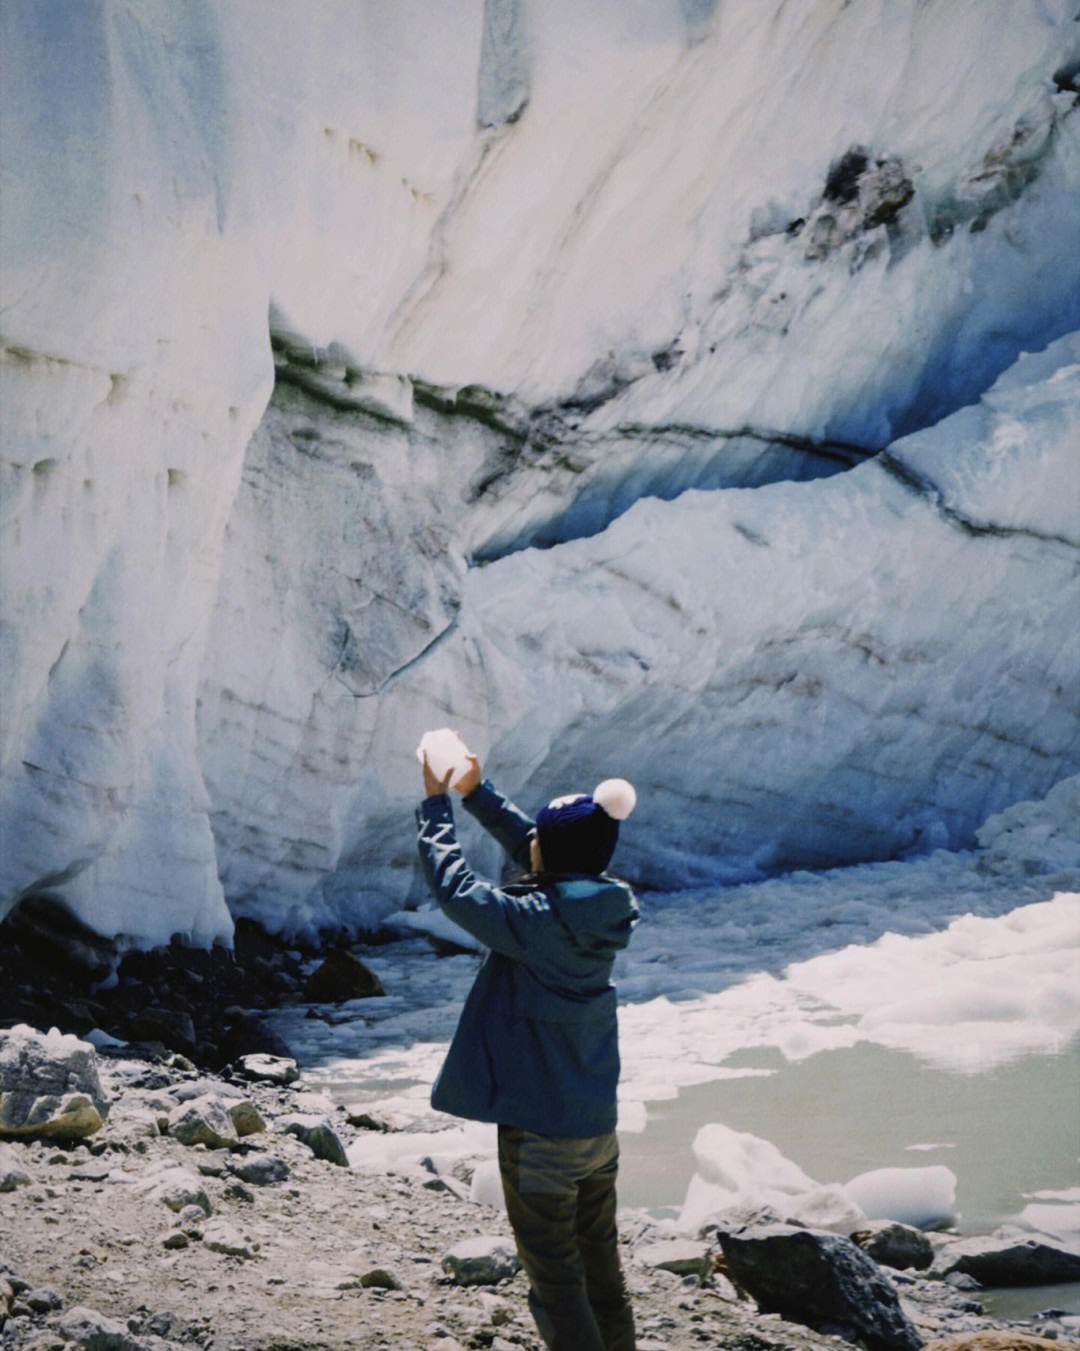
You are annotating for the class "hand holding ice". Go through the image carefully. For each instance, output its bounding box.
[417,729,473,789]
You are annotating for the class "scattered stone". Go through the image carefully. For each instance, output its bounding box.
[176,1204,207,1236]
[716,1222,922,1351]
[477,1292,512,1326]
[125,1007,197,1057]
[0,1024,108,1141]
[852,1221,934,1270]
[23,1286,63,1313]
[0,1143,32,1191]
[635,1238,711,1280]
[358,1267,403,1290]
[160,1230,190,1250]
[172,1078,228,1102]
[223,1179,255,1203]
[138,1166,212,1215]
[923,1337,1068,1351]
[201,1218,254,1257]
[217,1012,294,1065]
[168,1095,239,1149]
[22,1333,68,1351]
[442,1236,520,1287]
[228,1152,289,1185]
[226,1099,265,1137]
[931,1234,1080,1287]
[345,1107,401,1132]
[303,948,385,1002]
[235,1053,299,1085]
[58,1304,142,1351]
[280,1114,348,1166]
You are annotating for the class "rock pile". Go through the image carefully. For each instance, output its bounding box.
[1,1026,1078,1351]
[0,899,386,1069]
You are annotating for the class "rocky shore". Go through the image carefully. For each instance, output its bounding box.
[2,904,1079,1351]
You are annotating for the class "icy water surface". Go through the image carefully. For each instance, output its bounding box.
[274,879,1080,1314]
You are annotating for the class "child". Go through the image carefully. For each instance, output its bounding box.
[417,744,639,1351]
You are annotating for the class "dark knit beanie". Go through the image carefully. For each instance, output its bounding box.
[535,779,636,875]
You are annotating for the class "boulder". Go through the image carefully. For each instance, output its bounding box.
[716,1222,922,1351]
[303,949,385,1002]
[930,1234,1080,1287]
[442,1236,520,1287]
[217,1013,293,1064]
[201,1218,254,1257]
[124,1007,196,1057]
[168,1095,238,1149]
[358,1268,403,1289]
[137,1165,212,1214]
[235,1053,299,1085]
[0,1024,108,1141]
[634,1238,711,1279]
[227,1100,265,1137]
[228,1152,289,1185]
[57,1305,143,1351]
[281,1114,349,1166]
[852,1220,934,1270]
[1,894,118,984]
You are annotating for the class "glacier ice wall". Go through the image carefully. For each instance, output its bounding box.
[2,0,1079,942]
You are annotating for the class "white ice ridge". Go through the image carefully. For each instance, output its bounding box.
[2,1,1080,941]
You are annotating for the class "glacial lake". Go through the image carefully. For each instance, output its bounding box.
[302,1029,1080,1318]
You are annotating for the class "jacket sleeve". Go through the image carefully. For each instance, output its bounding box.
[416,794,549,959]
[460,779,535,871]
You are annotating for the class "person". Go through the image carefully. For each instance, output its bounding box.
[416,742,639,1351]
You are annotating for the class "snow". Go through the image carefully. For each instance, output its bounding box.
[2,2,1079,949]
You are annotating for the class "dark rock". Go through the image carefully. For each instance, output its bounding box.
[303,949,385,1003]
[825,146,870,204]
[24,1287,63,1313]
[852,1221,934,1270]
[442,1236,520,1287]
[0,894,119,986]
[358,1268,403,1290]
[931,1235,1080,1287]
[345,1108,401,1132]
[217,1014,292,1065]
[235,1053,299,1085]
[281,1115,348,1166]
[716,1222,922,1351]
[228,1152,289,1185]
[123,1008,196,1057]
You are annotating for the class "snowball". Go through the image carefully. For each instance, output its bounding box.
[416,728,474,789]
[593,779,637,821]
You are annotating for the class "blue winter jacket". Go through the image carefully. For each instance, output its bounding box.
[416,780,638,1137]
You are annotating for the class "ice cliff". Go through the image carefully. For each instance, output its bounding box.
[2,0,1079,943]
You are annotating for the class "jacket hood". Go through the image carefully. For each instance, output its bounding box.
[547,875,639,956]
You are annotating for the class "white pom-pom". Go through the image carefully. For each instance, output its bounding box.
[592,778,636,821]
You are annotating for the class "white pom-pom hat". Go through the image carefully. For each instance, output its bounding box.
[592,778,637,821]
[535,777,636,874]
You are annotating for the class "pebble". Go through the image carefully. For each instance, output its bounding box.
[442,1236,520,1287]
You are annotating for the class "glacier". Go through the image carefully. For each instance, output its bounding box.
[2,0,1079,944]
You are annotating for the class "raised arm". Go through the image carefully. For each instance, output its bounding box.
[461,780,535,870]
[416,795,548,957]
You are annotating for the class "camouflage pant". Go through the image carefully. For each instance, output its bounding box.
[497,1125,636,1351]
